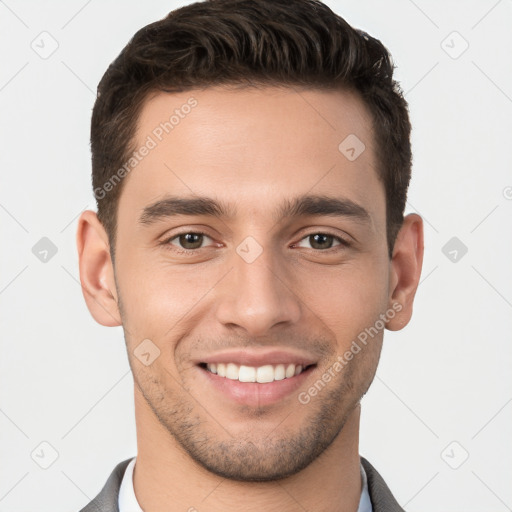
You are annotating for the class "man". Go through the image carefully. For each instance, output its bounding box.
[76,0,423,510]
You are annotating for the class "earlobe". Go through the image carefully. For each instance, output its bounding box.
[76,210,122,327]
[385,213,424,331]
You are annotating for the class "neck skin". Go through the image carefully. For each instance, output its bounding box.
[132,385,362,512]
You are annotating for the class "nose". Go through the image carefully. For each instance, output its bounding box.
[214,247,302,337]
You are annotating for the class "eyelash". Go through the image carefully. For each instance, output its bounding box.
[161,231,214,255]
[160,230,352,255]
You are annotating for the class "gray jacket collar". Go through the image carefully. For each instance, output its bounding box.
[79,456,405,512]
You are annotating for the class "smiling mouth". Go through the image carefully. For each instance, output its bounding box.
[198,362,316,383]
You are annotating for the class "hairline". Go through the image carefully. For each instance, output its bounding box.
[103,81,394,264]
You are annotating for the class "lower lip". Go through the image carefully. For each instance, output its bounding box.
[198,365,316,407]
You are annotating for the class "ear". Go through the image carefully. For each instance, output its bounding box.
[76,210,121,327]
[386,213,424,331]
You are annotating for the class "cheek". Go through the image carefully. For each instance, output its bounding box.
[296,259,389,347]
[115,252,225,340]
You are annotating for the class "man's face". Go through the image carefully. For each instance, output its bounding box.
[111,86,393,480]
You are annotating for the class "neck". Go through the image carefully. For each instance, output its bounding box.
[132,387,362,512]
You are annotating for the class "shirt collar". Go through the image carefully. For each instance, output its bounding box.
[118,456,372,512]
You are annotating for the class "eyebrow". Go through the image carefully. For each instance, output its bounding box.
[138,194,371,226]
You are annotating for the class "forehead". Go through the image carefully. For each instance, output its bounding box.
[119,85,384,226]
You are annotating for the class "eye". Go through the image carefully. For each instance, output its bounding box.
[165,231,214,251]
[161,231,350,254]
[294,233,349,251]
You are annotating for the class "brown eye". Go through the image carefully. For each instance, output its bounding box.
[168,232,212,250]
[295,233,348,251]
[309,234,335,250]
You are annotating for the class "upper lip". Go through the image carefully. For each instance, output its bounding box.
[196,349,318,368]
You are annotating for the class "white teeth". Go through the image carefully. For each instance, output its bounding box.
[204,362,309,382]
[226,363,239,380]
[256,365,274,383]
[274,364,285,381]
[238,365,256,382]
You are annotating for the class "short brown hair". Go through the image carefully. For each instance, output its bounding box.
[91,0,412,261]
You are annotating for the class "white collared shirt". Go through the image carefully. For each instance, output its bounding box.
[118,456,373,512]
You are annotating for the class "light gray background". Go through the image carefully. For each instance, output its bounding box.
[1,0,511,510]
